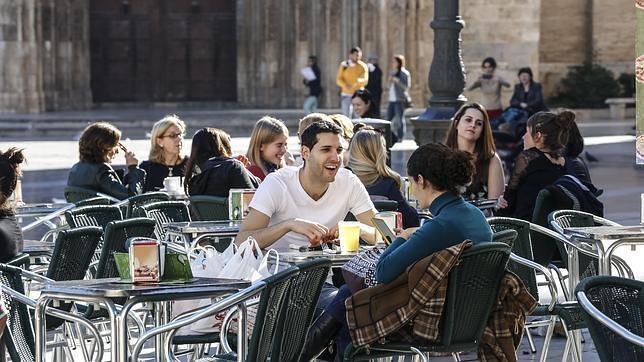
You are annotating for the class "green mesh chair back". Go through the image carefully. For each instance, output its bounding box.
[440,242,511,347]
[373,199,399,212]
[189,195,229,221]
[74,196,113,207]
[44,226,104,329]
[244,266,299,362]
[576,276,644,362]
[549,210,620,280]
[0,263,36,361]
[83,218,155,318]
[125,192,170,218]
[95,217,156,279]
[492,229,518,246]
[139,201,191,240]
[530,189,561,265]
[488,217,539,299]
[272,259,332,361]
[65,204,123,230]
[64,186,100,203]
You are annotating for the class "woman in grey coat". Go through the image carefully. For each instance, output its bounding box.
[386,54,411,143]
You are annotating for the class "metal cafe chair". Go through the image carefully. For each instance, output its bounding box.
[189,195,229,221]
[342,242,511,361]
[131,266,301,361]
[488,217,587,361]
[576,276,644,362]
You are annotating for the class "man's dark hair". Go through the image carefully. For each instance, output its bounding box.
[308,55,317,63]
[517,67,533,80]
[350,47,362,54]
[301,121,342,150]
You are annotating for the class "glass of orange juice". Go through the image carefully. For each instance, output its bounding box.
[338,221,361,252]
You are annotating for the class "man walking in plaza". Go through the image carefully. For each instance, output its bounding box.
[235,116,377,250]
[336,47,369,118]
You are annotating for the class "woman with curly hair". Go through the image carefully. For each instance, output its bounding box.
[300,143,493,360]
[67,122,146,200]
[444,102,505,201]
[0,147,26,263]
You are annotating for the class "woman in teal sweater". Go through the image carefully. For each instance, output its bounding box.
[300,143,493,361]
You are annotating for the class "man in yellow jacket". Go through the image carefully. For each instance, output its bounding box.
[336,46,369,117]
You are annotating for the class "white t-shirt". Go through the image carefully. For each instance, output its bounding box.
[249,165,374,249]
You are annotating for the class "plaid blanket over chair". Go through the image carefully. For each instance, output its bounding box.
[478,271,537,362]
[345,241,469,347]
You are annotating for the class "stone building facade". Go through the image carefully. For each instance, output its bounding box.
[0,0,635,113]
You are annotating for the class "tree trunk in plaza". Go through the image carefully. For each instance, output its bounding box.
[411,0,466,146]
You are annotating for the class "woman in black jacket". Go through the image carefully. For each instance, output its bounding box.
[67,122,145,200]
[0,147,25,263]
[184,128,259,197]
[509,67,547,116]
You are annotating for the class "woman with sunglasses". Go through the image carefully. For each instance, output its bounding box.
[67,122,145,200]
[467,57,510,120]
[140,115,188,192]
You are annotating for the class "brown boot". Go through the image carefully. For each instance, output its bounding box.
[298,312,341,362]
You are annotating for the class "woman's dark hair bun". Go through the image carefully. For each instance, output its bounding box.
[556,110,576,130]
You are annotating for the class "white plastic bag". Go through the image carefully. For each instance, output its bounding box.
[218,238,263,281]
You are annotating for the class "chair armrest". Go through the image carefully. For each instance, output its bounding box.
[531,223,601,259]
[7,253,30,267]
[1,284,105,361]
[131,281,266,361]
[220,297,262,353]
[510,253,559,311]
[577,290,644,347]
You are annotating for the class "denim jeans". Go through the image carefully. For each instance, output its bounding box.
[341,95,353,118]
[387,101,405,142]
[303,96,318,115]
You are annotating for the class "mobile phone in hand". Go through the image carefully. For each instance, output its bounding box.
[118,143,128,153]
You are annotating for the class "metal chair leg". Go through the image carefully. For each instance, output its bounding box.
[539,315,556,362]
[524,325,537,353]
[561,322,582,362]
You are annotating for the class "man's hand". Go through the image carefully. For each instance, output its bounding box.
[289,219,329,246]
[322,225,339,243]
[284,150,296,166]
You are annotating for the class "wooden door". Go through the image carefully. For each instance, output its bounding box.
[90,0,236,102]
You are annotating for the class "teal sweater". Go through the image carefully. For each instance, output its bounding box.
[375,192,492,283]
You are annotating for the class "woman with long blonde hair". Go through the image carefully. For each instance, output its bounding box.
[246,117,289,181]
[349,129,419,227]
[140,115,188,192]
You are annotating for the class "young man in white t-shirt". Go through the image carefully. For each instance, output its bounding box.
[236,119,377,250]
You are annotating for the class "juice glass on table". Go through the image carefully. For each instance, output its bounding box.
[338,221,361,252]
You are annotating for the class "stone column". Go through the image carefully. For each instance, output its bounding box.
[411,0,466,145]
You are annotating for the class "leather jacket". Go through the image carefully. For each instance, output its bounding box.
[67,162,146,200]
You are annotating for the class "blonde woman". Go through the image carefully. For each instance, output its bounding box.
[246,117,290,181]
[349,129,419,228]
[140,115,188,192]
